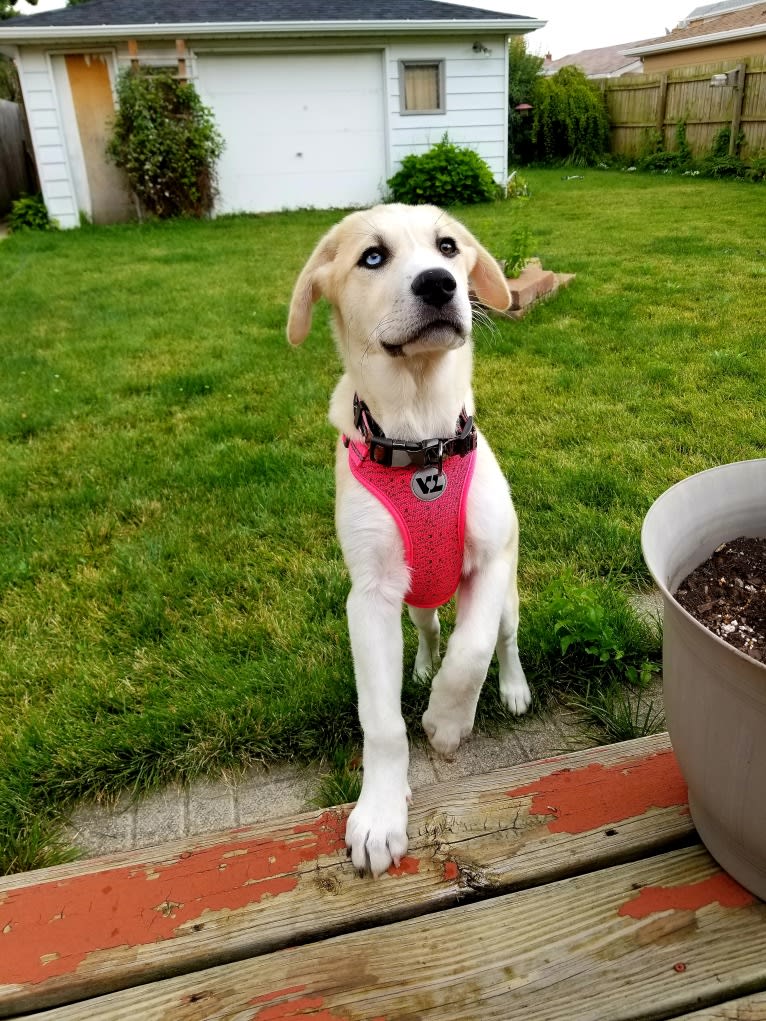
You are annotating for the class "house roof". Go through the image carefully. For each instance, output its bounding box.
[0,0,544,42]
[625,0,766,56]
[542,42,647,77]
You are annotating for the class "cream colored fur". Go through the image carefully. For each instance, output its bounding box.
[288,204,531,876]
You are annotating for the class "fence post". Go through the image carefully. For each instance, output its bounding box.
[729,63,746,156]
[655,73,668,143]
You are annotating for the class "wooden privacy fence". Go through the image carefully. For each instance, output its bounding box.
[0,97,34,215]
[603,54,766,159]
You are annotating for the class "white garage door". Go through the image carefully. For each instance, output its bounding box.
[195,52,387,214]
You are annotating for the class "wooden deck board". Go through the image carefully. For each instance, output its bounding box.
[0,734,696,1017]
[27,844,766,1021]
[674,992,766,1019]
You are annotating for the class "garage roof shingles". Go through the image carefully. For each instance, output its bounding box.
[16,0,533,26]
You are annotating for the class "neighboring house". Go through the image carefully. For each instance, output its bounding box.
[541,43,645,79]
[624,0,766,71]
[0,0,543,228]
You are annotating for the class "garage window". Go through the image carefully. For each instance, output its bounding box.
[399,61,445,114]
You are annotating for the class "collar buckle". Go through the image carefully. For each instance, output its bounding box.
[354,394,476,471]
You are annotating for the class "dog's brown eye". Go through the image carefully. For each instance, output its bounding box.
[359,246,387,269]
[438,237,457,257]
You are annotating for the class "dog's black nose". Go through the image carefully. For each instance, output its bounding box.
[411,268,457,309]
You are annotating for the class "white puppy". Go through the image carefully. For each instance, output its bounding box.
[287,204,531,876]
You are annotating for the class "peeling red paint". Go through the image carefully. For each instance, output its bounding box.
[505,751,687,834]
[442,860,459,882]
[619,872,757,919]
[388,856,421,877]
[0,812,346,988]
[248,986,351,1020]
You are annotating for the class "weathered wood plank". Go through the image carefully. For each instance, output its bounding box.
[673,991,766,1019]
[29,845,766,1021]
[0,734,694,1016]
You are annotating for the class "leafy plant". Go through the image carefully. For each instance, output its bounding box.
[8,193,58,232]
[107,68,224,219]
[522,574,660,697]
[501,223,535,277]
[637,121,693,173]
[387,135,498,206]
[745,155,766,182]
[505,170,530,199]
[529,66,610,166]
[639,150,681,172]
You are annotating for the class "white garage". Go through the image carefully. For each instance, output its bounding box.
[196,52,387,214]
[0,0,545,227]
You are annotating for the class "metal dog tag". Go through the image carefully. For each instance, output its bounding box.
[411,467,448,502]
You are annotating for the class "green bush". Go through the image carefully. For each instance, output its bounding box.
[8,193,58,232]
[107,68,224,219]
[638,150,682,172]
[745,155,766,182]
[387,135,498,206]
[529,66,610,166]
[698,127,747,178]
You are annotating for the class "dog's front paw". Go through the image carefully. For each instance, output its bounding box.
[422,706,472,759]
[499,668,532,716]
[413,645,441,683]
[345,792,409,877]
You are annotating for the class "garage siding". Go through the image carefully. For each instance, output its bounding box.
[386,37,509,184]
[18,32,511,224]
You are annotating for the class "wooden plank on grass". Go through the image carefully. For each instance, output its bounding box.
[0,734,694,1017]
[29,845,766,1021]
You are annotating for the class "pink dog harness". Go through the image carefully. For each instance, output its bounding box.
[344,397,477,609]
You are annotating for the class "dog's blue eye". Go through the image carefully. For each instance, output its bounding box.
[359,247,387,269]
[438,237,457,257]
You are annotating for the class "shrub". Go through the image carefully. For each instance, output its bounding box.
[529,66,610,166]
[387,135,498,206]
[107,68,224,219]
[638,150,681,172]
[8,194,58,232]
[699,127,747,179]
[745,155,766,182]
[508,37,543,165]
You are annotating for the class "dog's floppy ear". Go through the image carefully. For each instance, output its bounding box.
[454,224,511,312]
[286,227,339,346]
[469,241,512,312]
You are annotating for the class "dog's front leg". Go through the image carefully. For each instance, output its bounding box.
[345,584,410,877]
[422,557,511,758]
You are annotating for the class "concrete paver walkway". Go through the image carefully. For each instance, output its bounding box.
[62,701,640,858]
[65,592,664,859]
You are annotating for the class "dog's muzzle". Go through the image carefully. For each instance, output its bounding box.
[411,268,457,309]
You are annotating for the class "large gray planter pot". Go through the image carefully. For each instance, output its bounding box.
[642,459,766,900]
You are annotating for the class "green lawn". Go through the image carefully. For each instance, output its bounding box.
[1,170,764,873]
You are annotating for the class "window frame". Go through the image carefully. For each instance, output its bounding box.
[398,59,446,116]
